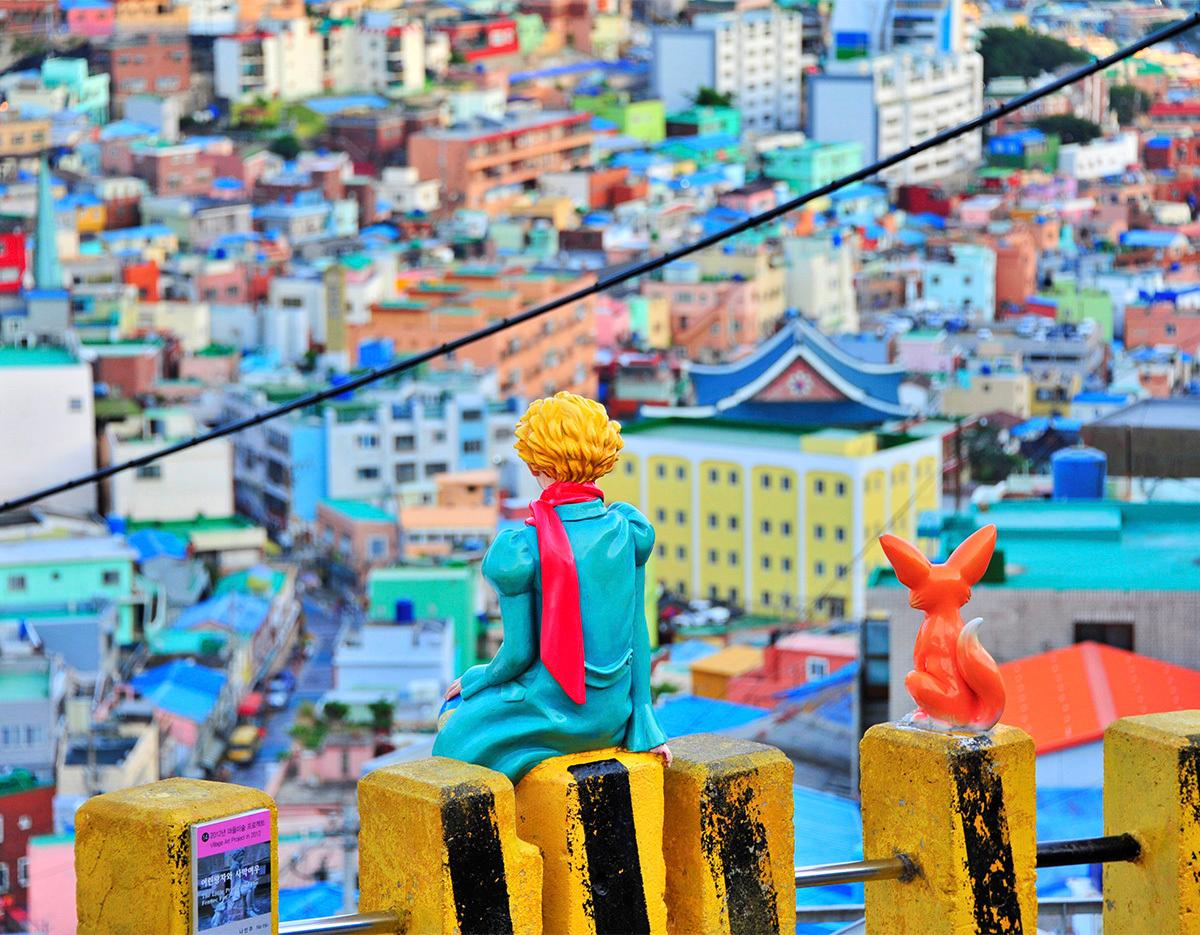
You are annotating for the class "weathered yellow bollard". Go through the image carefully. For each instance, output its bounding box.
[1104,711,1200,935]
[860,723,1036,935]
[514,749,666,935]
[76,777,278,935]
[661,734,795,935]
[358,757,542,934]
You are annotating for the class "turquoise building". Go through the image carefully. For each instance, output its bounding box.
[367,565,479,672]
[762,141,864,196]
[41,58,110,126]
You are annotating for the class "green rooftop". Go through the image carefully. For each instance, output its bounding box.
[0,669,50,701]
[125,515,259,535]
[0,346,78,367]
[196,343,237,357]
[871,501,1200,592]
[321,499,395,522]
[215,566,287,598]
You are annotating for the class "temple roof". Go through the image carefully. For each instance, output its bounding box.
[644,319,911,425]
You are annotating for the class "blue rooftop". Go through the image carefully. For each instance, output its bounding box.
[130,659,226,723]
[97,224,173,242]
[303,95,389,115]
[171,592,271,639]
[1120,229,1186,249]
[128,529,188,562]
[655,695,769,737]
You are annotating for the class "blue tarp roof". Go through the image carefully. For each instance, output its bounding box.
[1120,229,1186,249]
[98,224,173,241]
[1011,416,1083,440]
[655,695,769,737]
[280,884,345,922]
[302,95,389,115]
[1072,391,1130,404]
[171,592,271,639]
[131,659,226,723]
[128,529,188,562]
[664,638,722,665]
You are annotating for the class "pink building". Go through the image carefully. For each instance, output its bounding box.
[718,181,780,216]
[593,295,631,350]
[295,734,379,784]
[194,262,249,305]
[65,0,114,35]
[180,347,240,386]
[726,633,858,707]
[316,499,400,585]
[895,330,956,375]
[27,836,77,935]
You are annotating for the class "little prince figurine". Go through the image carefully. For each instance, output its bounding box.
[433,392,671,784]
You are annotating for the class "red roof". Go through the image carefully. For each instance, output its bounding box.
[1000,642,1200,754]
[1150,102,1200,117]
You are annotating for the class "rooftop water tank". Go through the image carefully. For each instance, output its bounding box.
[395,599,414,624]
[1051,447,1107,500]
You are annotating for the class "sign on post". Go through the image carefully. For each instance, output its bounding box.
[191,808,273,935]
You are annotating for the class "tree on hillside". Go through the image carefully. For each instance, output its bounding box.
[269,133,302,161]
[979,27,1091,82]
[1110,83,1153,126]
[1031,115,1103,145]
[691,86,734,108]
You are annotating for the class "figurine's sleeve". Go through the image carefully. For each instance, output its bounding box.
[460,528,538,700]
[610,502,655,566]
[624,559,668,752]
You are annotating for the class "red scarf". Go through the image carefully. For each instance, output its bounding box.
[526,481,603,705]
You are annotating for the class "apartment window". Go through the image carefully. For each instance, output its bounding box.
[728,551,739,566]
[729,587,739,603]
[707,549,718,563]
[782,521,792,536]
[761,555,771,570]
[728,470,739,484]
[656,509,666,522]
[676,546,687,560]
[781,475,791,491]
[16,815,30,832]
[708,468,719,483]
[761,590,771,606]
[424,463,447,478]
[624,461,635,476]
[356,467,380,480]
[1167,324,1178,337]
[814,478,825,494]
[394,435,415,452]
[760,474,771,489]
[0,862,8,895]
[836,564,848,579]
[728,516,739,531]
[657,545,666,559]
[369,537,388,558]
[461,409,482,422]
[814,524,825,540]
[68,397,84,412]
[7,575,26,592]
[463,440,483,454]
[432,431,447,443]
[761,519,772,534]
[836,481,847,497]
[814,561,825,576]
[102,570,120,586]
[1074,621,1134,652]
[656,464,666,479]
[395,464,416,483]
[675,465,687,481]
[357,434,379,449]
[137,464,162,480]
[16,857,27,888]
[782,556,792,572]
[835,527,846,542]
[675,510,686,524]
[806,656,830,680]
[708,513,718,528]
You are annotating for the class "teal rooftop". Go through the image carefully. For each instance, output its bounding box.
[321,498,395,523]
[872,500,1200,591]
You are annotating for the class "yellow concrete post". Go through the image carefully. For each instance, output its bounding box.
[1104,711,1200,935]
[75,777,278,935]
[860,724,1036,935]
[514,749,667,935]
[358,757,542,935]
[661,733,795,935]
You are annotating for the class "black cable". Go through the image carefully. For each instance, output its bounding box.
[3,14,1197,515]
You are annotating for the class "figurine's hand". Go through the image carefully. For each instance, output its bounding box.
[649,744,673,767]
[444,678,462,701]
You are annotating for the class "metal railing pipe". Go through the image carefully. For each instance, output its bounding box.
[794,855,915,888]
[278,910,399,935]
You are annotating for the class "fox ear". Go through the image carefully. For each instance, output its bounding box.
[945,524,997,586]
[879,534,931,589]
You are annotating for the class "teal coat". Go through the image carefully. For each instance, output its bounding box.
[432,499,667,784]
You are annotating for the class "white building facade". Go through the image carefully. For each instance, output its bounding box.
[213,21,324,103]
[651,0,803,132]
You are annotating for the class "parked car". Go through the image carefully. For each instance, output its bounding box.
[267,674,293,710]
[226,724,263,764]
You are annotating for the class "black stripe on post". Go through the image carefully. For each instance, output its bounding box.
[951,739,1023,935]
[442,782,515,935]
[1178,735,1200,828]
[569,759,652,935]
[701,776,779,935]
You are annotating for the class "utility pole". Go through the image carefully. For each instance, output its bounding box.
[341,804,357,914]
[953,416,963,514]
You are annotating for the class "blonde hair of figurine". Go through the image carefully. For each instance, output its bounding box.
[514,392,623,484]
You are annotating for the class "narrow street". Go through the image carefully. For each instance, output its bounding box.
[228,593,348,789]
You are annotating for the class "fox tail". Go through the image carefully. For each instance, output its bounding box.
[956,617,1006,731]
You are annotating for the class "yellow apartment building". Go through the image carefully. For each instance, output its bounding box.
[601,420,942,619]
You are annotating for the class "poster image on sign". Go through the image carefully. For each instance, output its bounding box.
[191,808,273,935]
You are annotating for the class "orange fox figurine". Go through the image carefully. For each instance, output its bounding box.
[879,524,1006,732]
